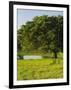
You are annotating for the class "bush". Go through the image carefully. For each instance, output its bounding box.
[17,51,23,60]
[17,55,23,60]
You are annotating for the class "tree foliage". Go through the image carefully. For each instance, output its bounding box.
[17,15,63,58]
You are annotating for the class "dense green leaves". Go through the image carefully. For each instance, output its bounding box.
[17,15,63,57]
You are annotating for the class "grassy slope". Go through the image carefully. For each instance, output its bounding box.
[17,58,63,80]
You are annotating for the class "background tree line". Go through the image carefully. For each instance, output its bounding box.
[17,15,63,59]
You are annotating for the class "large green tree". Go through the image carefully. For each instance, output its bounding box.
[17,15,63,58]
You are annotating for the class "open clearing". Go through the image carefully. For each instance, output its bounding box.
[17,58,63,80]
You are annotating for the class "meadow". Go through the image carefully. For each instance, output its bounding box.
[17,14,63,80]
[17,54,63,80]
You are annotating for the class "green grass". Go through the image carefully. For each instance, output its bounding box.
[17,58,63,80]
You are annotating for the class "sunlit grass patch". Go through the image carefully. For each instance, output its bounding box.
[17,58,63,80]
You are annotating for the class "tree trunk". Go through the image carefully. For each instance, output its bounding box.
[54,52,57,59]
[53,50,58,63]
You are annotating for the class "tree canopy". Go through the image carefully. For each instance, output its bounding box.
[17,15,63,58]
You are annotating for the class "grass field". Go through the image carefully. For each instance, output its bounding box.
[17,57,63,80]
